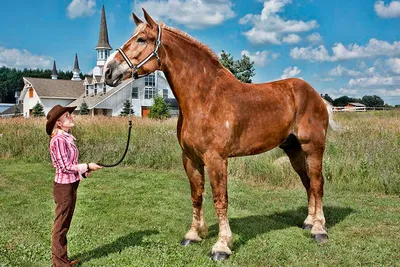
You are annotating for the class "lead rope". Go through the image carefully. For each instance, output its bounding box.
[96,76,133,167]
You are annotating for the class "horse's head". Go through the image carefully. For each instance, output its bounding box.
[104,9,161,87]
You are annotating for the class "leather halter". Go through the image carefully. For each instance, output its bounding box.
[116,24,162,79]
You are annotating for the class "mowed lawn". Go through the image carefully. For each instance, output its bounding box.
[1,159,400,266]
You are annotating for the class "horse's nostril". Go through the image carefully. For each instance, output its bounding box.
[105,68,112,79]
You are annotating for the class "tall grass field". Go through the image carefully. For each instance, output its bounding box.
[1,111,400,266]
[1,111,400,194]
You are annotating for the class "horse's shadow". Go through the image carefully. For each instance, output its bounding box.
[71,230,159,263]
[208,206,353,250]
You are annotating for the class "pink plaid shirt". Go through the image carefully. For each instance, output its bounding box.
[49,130,86,184]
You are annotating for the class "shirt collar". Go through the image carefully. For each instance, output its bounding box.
[58,129,76,141]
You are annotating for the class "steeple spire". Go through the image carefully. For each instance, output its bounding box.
[51,60,58,80]
[95,5,112,50]
[73,53,80,72]
[71,53,81,81]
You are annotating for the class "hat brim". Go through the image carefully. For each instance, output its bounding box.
[46,106,77,135]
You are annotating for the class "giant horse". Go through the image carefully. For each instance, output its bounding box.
[104,9,338,260]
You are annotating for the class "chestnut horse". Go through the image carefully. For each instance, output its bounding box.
[104,9,337,260]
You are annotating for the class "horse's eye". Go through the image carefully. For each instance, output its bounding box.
[137,37,146,43]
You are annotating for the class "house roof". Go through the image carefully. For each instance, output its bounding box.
[23,77,84,99]
[0,103,23,115]
[348,102,366,107]
[68,78,132,109]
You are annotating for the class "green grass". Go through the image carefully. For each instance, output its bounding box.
[1,160,400,266]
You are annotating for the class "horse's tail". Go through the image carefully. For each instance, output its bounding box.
[322,99,341,131]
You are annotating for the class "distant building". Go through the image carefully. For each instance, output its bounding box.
[346,102,366,111]
[14,5,176,118]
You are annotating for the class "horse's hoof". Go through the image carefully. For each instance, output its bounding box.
[302,224,313,230]
[181,239,197,246]
[210,252,230,261]
[312,234,328,244]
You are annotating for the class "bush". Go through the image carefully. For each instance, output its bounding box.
[149,96,170,119]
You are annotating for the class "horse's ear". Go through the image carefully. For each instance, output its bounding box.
[132,12,143,26]
[142,8,157,29]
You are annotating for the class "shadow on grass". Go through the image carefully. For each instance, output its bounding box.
[71,230,159,263]
[208,206,353,250]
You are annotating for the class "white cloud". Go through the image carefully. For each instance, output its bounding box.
[375,88,400,96]
[239,0,318,45]
[291,39,400,62]
[318,77,335,82]
[67,0,96,19]
[338,87,358,95]
[271,53,280,59]
[282,34,301,44]
[241,50,271,67]
[328,65,362,77]
[386,58,400,74]
[290,45,333,62]
[374,0,400,18]
[280,66,301,79]
[306,32,322,44]
[348,75,400,87]
[0,46,52,69]
[132,0,235,29]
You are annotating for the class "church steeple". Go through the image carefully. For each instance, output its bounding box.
[94,5,112,75]
[51,60,58,80]
[96,5,112,50]
[71,53,81,81]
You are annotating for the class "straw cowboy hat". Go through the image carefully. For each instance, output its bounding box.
[46,105,77,135]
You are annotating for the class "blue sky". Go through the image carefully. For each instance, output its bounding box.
[1,0,400,104]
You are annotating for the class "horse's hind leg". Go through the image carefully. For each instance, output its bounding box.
[280,134,314,229]
[181,154,208,246]
[301,142,328,243]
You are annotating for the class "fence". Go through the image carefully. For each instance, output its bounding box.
[332,106,393,112]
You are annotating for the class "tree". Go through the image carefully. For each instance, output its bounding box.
[149,96,170,119]
[321,93,333,103]
[362,95,384,107]
[79,101,89,115]
[13,105,22,117]
[120,99,133,116]
[220,50,255,83]
[32,102,45,117]
[333,96,350,107]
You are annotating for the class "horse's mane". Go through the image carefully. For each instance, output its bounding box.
[161,23,220,63]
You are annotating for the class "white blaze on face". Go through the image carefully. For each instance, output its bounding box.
[104,50,117,70]
[225,121,230,129]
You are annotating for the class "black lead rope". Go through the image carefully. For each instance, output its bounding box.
[96,120,132,167]
[96,71,134,168]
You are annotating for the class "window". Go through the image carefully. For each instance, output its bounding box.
[29,88,34,98]
[103,85,106,94]
[85,86,89,96]
[144,87,155,99]
[132,87,138,99]
[94,84,97,95]
[145,74,155,87]
[101,51,104,59]
[163,89,168,99]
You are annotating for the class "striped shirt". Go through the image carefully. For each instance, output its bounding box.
[49,130,86,184]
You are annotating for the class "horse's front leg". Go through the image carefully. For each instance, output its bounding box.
[181,154,208,245]
[204,152,232,261]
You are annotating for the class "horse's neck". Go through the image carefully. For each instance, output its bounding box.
[160,30,228,108]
